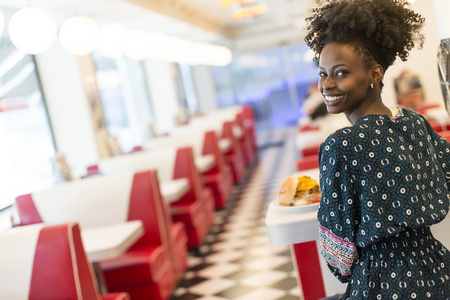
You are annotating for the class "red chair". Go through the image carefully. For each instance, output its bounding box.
[201,130,234,209]
[429,120,444,133]
[300,144,321,157]
[222,120,246,183]
[297,155,319,171]
[299,124,320,132]
[0,222,129,300]
[415,103,441,115]
[242,105,258,153]
[15,170,186,300]
[439,130,450,142]
[236,111,255,165]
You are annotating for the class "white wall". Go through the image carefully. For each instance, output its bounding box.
[433,0,450,40]
[35,41,98,177]
[381,0,443,108]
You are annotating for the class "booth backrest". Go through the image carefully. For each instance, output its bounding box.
[98,147,177,182]
[98,146,203,207]
[15,170,170,249]
[142,132,204,158]
[0,222,101,300]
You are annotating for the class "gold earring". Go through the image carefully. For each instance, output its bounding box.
[370,83,374,89]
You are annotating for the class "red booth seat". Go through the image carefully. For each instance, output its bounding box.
[201,130,233,209]
[15,170,185,300]
[300,144,321,157]
[236,111,256,166]
[0,222,129,300]
[222,120,246,183]
[297,155,319,171]
[96,146,213,249]
[242,105,258,153]
[439,130,450,142]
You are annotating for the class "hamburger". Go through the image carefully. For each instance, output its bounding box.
[277,175,321,206]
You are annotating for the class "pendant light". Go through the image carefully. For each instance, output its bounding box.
[59,15,98,56]
[97,23,127,58]
[9,6,57,54]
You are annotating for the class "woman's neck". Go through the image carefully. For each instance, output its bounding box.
[346,96,392,124]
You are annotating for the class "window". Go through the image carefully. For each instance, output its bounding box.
[212,43,318,130]
[0,6,57,210]
[92,51,154,152]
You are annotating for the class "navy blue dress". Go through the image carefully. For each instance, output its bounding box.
[318,108,450,299]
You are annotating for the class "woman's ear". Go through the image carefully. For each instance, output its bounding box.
[372,64,384,84]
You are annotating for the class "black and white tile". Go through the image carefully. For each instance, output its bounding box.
[170,127,303,300]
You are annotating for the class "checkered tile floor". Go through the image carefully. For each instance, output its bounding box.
[170,127,303,300]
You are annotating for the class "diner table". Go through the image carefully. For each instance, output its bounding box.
[265,168,345,300]
[160,178,190,203]
[195,154,215,173]
[81,220,144,294]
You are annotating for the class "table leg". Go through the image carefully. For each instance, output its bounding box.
[291,241,326,300]
[92,262,108,294]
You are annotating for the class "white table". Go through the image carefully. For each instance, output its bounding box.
[218,138,232,153]
[265,168,341,300]
[195,154,216,173]
[81,220,144,294]
[160,178,190,203]
[265,169,320,245]
[82,220,144,262]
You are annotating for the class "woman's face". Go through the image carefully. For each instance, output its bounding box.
[318,42,373,116]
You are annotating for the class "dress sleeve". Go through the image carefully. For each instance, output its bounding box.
[318,136,359,283]
[422,117,450,188]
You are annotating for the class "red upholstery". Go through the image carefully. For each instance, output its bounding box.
[439,130,450,142]
[201,130,233,209]
[242,105,258,153]
[222,120,246,183]
[0,222,129,300]
[86,164,101,176]
[16,170,187,300]
[299,124,320,132]
[236,112,255,165]
[172,147,212,248]
[415,103,441,115]
[300,144,320,157]
[297,155,319,171]
[429,120,444,133]
[202,187,215,226]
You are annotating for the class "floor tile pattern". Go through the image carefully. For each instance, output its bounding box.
[170,128,302,300]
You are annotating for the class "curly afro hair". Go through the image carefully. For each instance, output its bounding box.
[304,0,425,73]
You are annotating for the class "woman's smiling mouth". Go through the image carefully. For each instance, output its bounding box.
[324,95,345,102]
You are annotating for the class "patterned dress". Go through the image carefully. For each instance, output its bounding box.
[318,108,450,299]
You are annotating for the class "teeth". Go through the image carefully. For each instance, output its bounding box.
[325,95,344,101]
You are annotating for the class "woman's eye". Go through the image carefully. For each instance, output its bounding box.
[319,72,327,78]
[336,70,347,77]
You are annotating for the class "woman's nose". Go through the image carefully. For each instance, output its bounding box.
[322,77,335,91]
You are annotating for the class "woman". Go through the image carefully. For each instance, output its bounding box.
[304,0,450,299]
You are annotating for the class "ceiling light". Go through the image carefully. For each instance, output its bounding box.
[218,0,256,7]
[123,29,152,61]
[59,15,98,56]
[97,23,127,58]
[233,4,268,19]
[9,7,57,54]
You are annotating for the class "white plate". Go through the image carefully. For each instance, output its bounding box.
[270,199,320,213]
